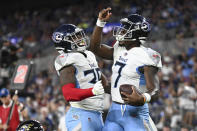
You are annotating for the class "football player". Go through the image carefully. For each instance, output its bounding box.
[52,24,108,131]
[90,7,162,131]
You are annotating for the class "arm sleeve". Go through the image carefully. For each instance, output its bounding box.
[62,83,94,101]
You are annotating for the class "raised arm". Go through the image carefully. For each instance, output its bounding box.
[59,65,104,102]
[90,7,113,60]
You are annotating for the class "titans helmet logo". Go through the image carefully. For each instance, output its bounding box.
[141,22,150,32]
[52,32,64,43]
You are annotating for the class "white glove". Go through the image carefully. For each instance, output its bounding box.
[92,81,104,95]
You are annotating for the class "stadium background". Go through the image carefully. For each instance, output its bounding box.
[0,0,197,130]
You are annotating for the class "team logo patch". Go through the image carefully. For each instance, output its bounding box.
[124,52,127,56]
[59,55,64,58]
[19,123,34,131]
[88,118,91,122]
[141,22,150,32]
[151,53,160,64]
[152,54,159,58]
[73,115,79,120]
[52,32,64,43]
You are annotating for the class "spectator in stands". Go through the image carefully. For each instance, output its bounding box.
[0,39,23,88]
[0,88,25,131]
[178,82,197,128]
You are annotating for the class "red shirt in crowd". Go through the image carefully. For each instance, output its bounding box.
[0,101,20,131]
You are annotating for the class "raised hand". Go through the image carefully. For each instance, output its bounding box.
[98,7,112,21]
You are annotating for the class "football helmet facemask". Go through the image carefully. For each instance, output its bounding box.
[113,14,151,43]
[52,24,89,52]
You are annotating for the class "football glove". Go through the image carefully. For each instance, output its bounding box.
[92,81,104,95]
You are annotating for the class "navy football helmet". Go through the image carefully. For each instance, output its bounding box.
[113,14,151,43]
[52,24,89,52]
[16,120,44,131]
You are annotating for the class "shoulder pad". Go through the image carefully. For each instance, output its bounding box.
[141,47,162,68]
[147,49,161,65]
[54,52,84,71]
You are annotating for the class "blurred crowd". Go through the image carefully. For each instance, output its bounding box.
[152,47,197,130]
[0,0,197,130]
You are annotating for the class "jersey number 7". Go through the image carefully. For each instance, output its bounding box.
[114,61,126,88]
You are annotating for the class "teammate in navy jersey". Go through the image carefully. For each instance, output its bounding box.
[90,7,162,131]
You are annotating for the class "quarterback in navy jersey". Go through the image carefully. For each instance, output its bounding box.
[52,24,108,131]
[90,8,162,131]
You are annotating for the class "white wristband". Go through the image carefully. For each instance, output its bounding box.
[96,19,106,27]
[143,93,151,103]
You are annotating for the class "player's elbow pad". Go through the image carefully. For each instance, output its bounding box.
[61,83,94,101]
